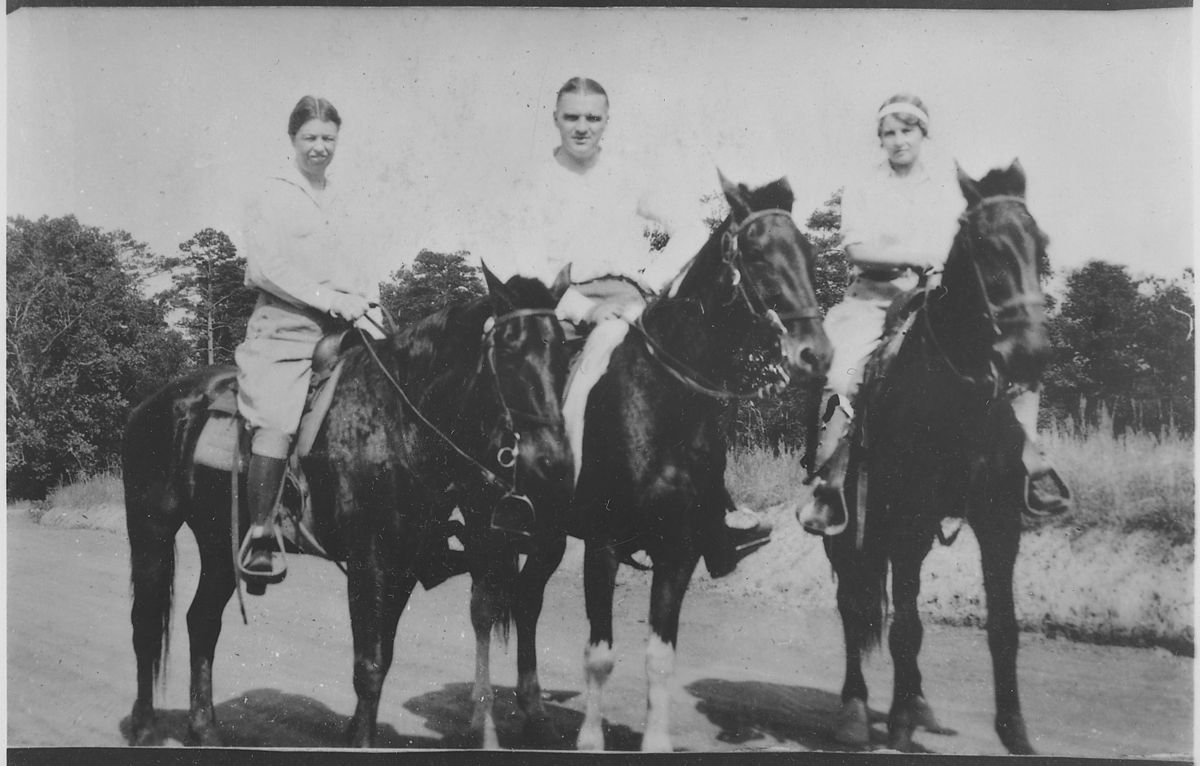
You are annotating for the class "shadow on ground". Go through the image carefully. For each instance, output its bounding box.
[120,683,641,750]
[403,682,641,751]
[685,678,934,753]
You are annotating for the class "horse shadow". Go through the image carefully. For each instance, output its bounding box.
[119,688,434,748]
[120,684,641,750]
[403,682,641,751]
[684,678,934,754]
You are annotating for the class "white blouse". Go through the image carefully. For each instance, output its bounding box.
[840,158,964,270]
[241,163,379,314]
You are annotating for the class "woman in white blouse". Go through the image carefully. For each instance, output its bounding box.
[499,76,772,575]
[798,93,1068,536]
[234,95,379,590]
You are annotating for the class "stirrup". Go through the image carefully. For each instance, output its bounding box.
[237,526,288,588]
[1023,468,1072,518]
[797,481,848,537]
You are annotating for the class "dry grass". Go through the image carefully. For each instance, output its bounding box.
[718,428,1194,654]
[33,469,127,535]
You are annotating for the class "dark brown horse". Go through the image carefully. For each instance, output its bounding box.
[824,160,1052,754]
[571,174,832,751]
[123,268,573,748]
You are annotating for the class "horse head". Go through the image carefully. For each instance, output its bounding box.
[711,171,832,383]
[478,263,573,538]
[935,159,1051,392]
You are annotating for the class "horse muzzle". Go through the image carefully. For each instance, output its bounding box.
[779,316,833,382]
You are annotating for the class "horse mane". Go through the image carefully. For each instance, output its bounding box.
[382,273,558,403]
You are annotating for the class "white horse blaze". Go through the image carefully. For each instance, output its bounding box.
[577,641,614,751]
[641,633,676,752]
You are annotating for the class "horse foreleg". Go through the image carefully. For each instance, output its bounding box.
[185,516,238,746]
[468,578,500,750]
[641,554,698,753]
[345,555,413,748]
[975,500,1035,754]
[576,543,619,752]
[886,532,936,752]
[514,540,567,747]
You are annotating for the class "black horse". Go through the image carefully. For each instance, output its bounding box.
[825,160,1052,754]
[123,268,573,748]
[571,174,832,752]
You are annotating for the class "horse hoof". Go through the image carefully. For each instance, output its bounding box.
[524,715,562,748]
[910,695,952,734]
[886,725,915,753]
[640,732,673,753]
[576,725,605,751]
[834,698,870,746]
[997,714,1036,755]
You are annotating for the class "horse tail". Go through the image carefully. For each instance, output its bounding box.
[123,393,182,689]
[824,506,889,654]
[488,550,521,645]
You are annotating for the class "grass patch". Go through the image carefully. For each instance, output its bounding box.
[33,468,127,535]
[1042,422,1194,547]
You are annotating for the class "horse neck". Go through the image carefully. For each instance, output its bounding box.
[386,300,490,422]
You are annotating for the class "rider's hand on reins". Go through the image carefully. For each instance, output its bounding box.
[329,293,372,321]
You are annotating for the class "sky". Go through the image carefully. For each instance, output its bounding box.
[6,7,1195,294]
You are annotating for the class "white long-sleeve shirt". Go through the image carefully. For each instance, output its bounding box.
[494,148,710,297]
[840,158,963,270]
[241,163,379,314]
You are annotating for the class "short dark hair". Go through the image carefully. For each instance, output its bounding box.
[288,96,341,138]
[555,77,609,106]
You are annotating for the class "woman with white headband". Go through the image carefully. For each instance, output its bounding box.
[798,93,1069,535]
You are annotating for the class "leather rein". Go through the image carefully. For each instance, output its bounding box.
[629,208,821,401]
[919,194,1046,401]
[357,306,561,495]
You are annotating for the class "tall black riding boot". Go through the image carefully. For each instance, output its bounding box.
[241,454,288,593]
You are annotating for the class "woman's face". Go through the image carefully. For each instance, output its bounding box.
[291,118,339,177]
[553,92,609,165]
[878,114,924,170]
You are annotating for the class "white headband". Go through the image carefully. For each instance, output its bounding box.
[877,101,930,126]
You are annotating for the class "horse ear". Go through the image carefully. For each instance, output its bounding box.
[480,261,516,312]
[549,264,572,302]
[1005,158,1027,197]
[956,161,982,207]
[718,167,752,221]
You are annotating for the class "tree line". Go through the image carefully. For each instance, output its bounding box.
[7,207,1193,498]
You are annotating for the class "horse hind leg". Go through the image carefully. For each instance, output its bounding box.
[183,501,239,746]
[468,575,504,749]
[513,540,567,747]
[576,544,619,752]
[886,531,938,752]
[828,536,887,747]
[127,487,183,746]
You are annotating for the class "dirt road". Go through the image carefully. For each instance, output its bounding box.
[6,506,1192,757]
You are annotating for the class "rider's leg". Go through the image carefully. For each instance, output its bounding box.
[796,391,853,535]
[563,318,632,487]
[795,292,882,536]
[1011,387,1071,516]
[242,428,289,583]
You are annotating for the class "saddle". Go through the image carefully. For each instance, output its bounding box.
[192,331,355,558]
[842,287,929,548]
[193,331,470,589]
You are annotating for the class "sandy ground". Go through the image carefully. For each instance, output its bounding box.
[6,505,1194,758]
